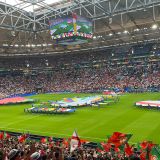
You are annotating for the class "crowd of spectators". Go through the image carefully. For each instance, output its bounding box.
[0,135,144,160]
[0,49,159,98]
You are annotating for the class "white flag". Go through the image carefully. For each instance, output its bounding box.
[70,130,81,152]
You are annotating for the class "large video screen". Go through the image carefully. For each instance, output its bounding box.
[49,15,92,41]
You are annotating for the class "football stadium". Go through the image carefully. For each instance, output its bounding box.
[0,0,160,159]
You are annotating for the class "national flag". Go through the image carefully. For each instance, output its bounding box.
[140,141,155,150]
[139,141,156,160]
[140,141,149,150]
[97,143,104,151]
[18,134,26,143]
[115,147,120,153]
[4,132,11,139]
[137,142,141,151]
[140,151,146,160]
[150,146,160,160]
[70,130,81,152]
[41,137,48,143]
[101,142,111,152]
[124,143,133,157]
[0,132,4,140]
[96,143,104,154]
[107,132,132,147]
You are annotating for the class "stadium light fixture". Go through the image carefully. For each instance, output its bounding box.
[2,44,8,46]
[123,30,128,34]
[26,44,31,47]
[31,44,35,47]
[134,28,140,32]
[151,24,158,29]
[132,49,134,54]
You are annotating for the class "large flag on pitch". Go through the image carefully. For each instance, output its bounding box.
[70,130,81,152]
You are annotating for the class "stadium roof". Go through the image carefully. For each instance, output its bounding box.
[0,0,160,56]
[0,0,62,12]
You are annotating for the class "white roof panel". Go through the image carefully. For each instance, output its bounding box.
[0,0,62,12]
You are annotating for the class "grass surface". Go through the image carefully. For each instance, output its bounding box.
[0,92,160,143]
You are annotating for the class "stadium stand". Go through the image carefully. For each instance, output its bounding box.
[0,131,156,160]
[0,44,159,97]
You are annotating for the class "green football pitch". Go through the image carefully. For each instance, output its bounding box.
[0,92,160,144]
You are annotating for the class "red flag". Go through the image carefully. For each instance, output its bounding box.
[140,152,146,160]
[0,132,4,140]
[18,134,26,143]
[140,141,156,150]
[41,137,47,143]
[107,132,127,147]
[101,143,111,152]
[125,143,133,157]
[140,141,149,150]
[108,132,132,148]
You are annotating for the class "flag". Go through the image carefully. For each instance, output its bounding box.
[140,141,155,150]
[150,146,160,160]
[70,130,81,152]
[139,141,156,160]
[4,132,11,139]
[72,13,77,34]
[124,143,133,157]
[101,142,111,152]
[18,134,26,143]
[140,141,149,150]
[97,142,104,152]
[107,132,132,147]
[0,132,4,140]
[140,151,146,160]
[41,137,48,143]
[96,143,104,155]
